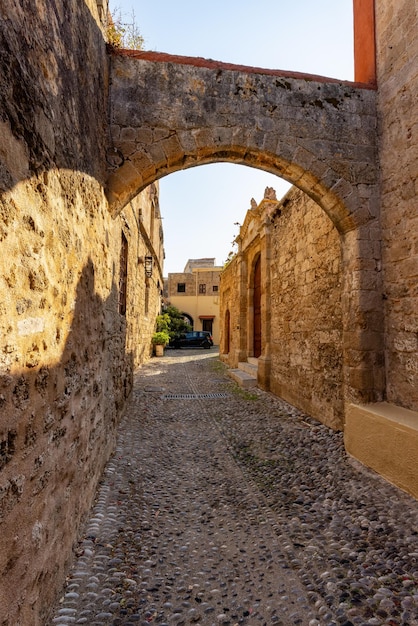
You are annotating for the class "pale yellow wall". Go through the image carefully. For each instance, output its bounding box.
[167,266,222,344]
[169,293,220,345]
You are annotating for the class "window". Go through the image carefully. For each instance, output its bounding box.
[177,283,186,293]
[213,285,219,292]
[199,284,206,294]
[119,231,128,315]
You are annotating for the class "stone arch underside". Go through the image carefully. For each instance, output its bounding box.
[107,53,378,235]
[107,52,385,405]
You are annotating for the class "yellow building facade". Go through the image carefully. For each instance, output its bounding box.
[166,259,222,345]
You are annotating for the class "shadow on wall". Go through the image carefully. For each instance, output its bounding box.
[0,258,134,625]
[0,3,138,622]
[0,0,109,198]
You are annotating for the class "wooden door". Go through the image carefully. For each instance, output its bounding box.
[224,309,230,354]
[253,257,262,357]
[202,318,213,334]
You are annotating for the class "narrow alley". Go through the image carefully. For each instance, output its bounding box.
[50,350,418,626]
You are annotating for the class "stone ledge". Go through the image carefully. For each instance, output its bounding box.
[238,361,258,377]
[345,402,418,499]
[115,49,375,88]
[228,369,257,389]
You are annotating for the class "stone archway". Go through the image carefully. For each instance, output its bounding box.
[107,52,384,407]
[107,52,378,227]
[182,312,194,329]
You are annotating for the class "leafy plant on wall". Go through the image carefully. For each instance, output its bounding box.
[107,7,144,50]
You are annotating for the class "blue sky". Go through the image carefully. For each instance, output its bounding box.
[109,0,354,273]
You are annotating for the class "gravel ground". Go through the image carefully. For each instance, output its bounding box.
[49,350,418,626]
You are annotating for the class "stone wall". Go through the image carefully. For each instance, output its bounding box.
[124,183,164,367]
[219,261,240,358]
[167,270,221,298]
[376,0,418,411]
[167,272,199,297]
[0,2,163,623]
[269,188,343,430]
[220,187,343,430]
[0,0,417,620]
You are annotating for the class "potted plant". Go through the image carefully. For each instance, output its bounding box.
[151,331,170,356]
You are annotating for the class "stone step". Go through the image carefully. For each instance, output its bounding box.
[238,360,258,377]
[228,368,257,389]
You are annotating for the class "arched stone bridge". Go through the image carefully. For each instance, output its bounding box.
[106,50,384,405]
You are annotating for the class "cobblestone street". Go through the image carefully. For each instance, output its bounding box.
[50,350,418,626]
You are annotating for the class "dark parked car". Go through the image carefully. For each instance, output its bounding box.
[169,331,213,349]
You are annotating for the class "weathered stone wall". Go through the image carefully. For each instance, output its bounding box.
[0,2,163,624]
[168,272,199,297]
[121,183,164,369]
[269,188,343,430]
[107,51,380,226]
[375,0,418,411]
[220,187,343,430]
[219,258,240,359]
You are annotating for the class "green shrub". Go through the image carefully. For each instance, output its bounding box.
[151,331,170,346]
[156,306,191,340]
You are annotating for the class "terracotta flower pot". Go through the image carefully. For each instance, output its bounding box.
[155,344,164,357]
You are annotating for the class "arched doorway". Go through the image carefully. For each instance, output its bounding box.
[182,312,194,329]
[253,256,262,358]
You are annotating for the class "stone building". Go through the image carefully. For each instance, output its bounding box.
[220,187,344,430]
[0,0,417,623]
[166,258,222,344]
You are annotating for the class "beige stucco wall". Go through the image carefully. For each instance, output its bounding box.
[345,402,418,499]
[167,268,222,344]
[169,294,220,344]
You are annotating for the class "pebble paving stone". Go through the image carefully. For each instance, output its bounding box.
[50,349,418,626]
